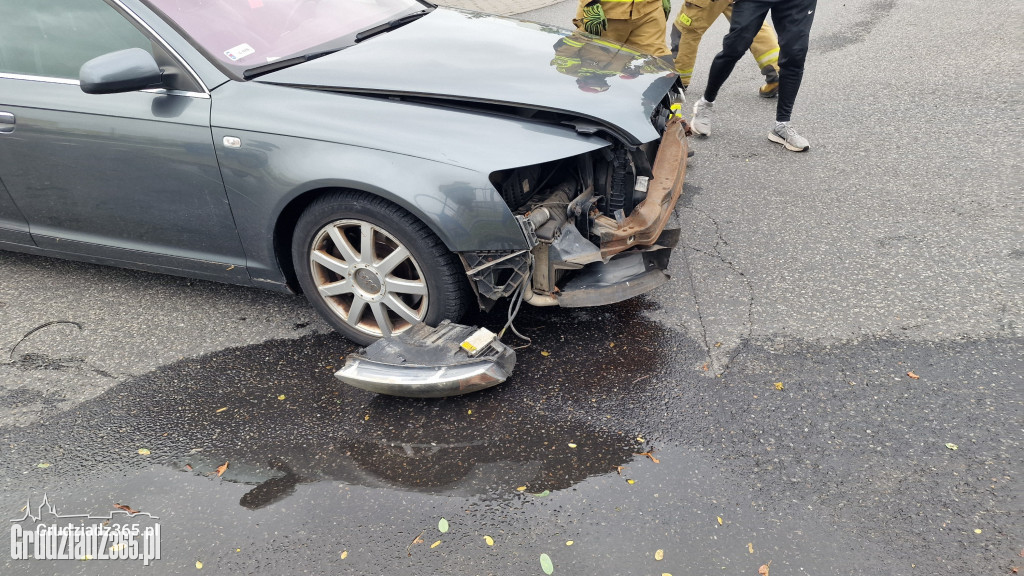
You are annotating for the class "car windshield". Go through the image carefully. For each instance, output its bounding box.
[144,0,427,76]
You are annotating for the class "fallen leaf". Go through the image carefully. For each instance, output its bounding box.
[748,542,754,554]
[37,463,50,468]
[109,542,126,553]
[184,464,193,471]
[907,371,920,379]
[759,560,771,576]
[215,407,228,413]
[974,528,982,534]
[615,466,624,475]
[565,540,573,546]
[635,449,660,464]
[533,490,551,498]
[568,443,577,448]
[340,551,348,559]
[717,516,723,525]
[484,536,494,546]
[540,553,554,574]
[438,518,449,533]
[114,503,139,514]
[636,436,645,442]
[774,382,784,390]
[216,461,229,476]
[196,560,203,569]
[945,443,959,451]
[137,448,151,455]
[516,486,527,491]
[654,549,664,561]
[627,479,635,484]
[277,394,286,400]
[541,351,551,357]
[467,410,472,415]
[714,342,722,348]
[364,414,370,421]
[430,540,441,549]
[662,573,673,576]
[701,363,709,371]
[609,342,615,347]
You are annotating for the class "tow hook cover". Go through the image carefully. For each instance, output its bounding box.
[335,320,516,398]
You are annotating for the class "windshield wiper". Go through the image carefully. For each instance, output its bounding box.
[355,10,431,43]
[243,49,341,80]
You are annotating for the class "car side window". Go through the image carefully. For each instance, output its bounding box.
[0,0,154,80]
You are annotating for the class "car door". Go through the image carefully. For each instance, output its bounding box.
[0,0,249,282]
[0,174,31,246]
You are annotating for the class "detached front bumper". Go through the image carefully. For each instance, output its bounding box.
[336,321,516,398]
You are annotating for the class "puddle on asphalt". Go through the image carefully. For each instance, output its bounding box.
[4,299,680,506]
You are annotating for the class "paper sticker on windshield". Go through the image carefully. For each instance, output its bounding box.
[224,43,255,62]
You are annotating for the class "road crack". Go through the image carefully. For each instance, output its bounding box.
[682,208,756,375]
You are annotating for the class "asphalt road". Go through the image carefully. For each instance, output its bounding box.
[1,0,1021,574]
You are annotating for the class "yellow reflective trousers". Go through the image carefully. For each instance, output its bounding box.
[574,0,670,57]
[671,0,779,86]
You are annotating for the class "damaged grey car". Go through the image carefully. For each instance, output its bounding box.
[0,0,689,393]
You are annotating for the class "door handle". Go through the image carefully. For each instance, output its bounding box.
[0,112,14,134]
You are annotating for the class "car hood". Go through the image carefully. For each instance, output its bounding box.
[256,9,676,145]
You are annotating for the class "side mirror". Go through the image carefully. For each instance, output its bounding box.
[80,48,163,95]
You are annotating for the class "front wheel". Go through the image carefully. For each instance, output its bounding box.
[292,192,469,346]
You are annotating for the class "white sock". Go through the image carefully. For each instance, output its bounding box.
[700,96,713,106]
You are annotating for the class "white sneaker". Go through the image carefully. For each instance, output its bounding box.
[768,122,810,152]
[691,97,714,136]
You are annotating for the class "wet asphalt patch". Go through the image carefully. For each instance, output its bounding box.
[0,300,1020,575]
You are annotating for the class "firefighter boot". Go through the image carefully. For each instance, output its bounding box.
[759,65,779,98]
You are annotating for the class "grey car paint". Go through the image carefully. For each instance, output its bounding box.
[0,77,251,283]
[0,1,674,295]
[0,175,32,245]
[210,80,609,288]
[260,9,676,146]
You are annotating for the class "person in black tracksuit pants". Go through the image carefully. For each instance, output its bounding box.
[691,0,817,151]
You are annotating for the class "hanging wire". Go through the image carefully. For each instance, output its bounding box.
[498,254,534,349]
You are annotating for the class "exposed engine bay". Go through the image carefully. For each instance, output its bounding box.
[462,97,690,312]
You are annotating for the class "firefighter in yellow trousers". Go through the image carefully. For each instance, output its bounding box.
[574,0,671,58]
[671,0,781,97]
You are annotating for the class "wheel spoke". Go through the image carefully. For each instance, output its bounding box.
[309,216,433,340]
[385,276,427,295]
[375,245,410,275]
[346,297,368,327]
[318,278,352,297]
[311,250,349,276]
[359,223,375,264]
[327,226,359,264]
[369,302,393,336]
[384,293,422,325]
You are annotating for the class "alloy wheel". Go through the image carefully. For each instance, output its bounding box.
[308,219,429,339]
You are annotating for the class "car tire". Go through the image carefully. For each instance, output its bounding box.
[292,191,470,346]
